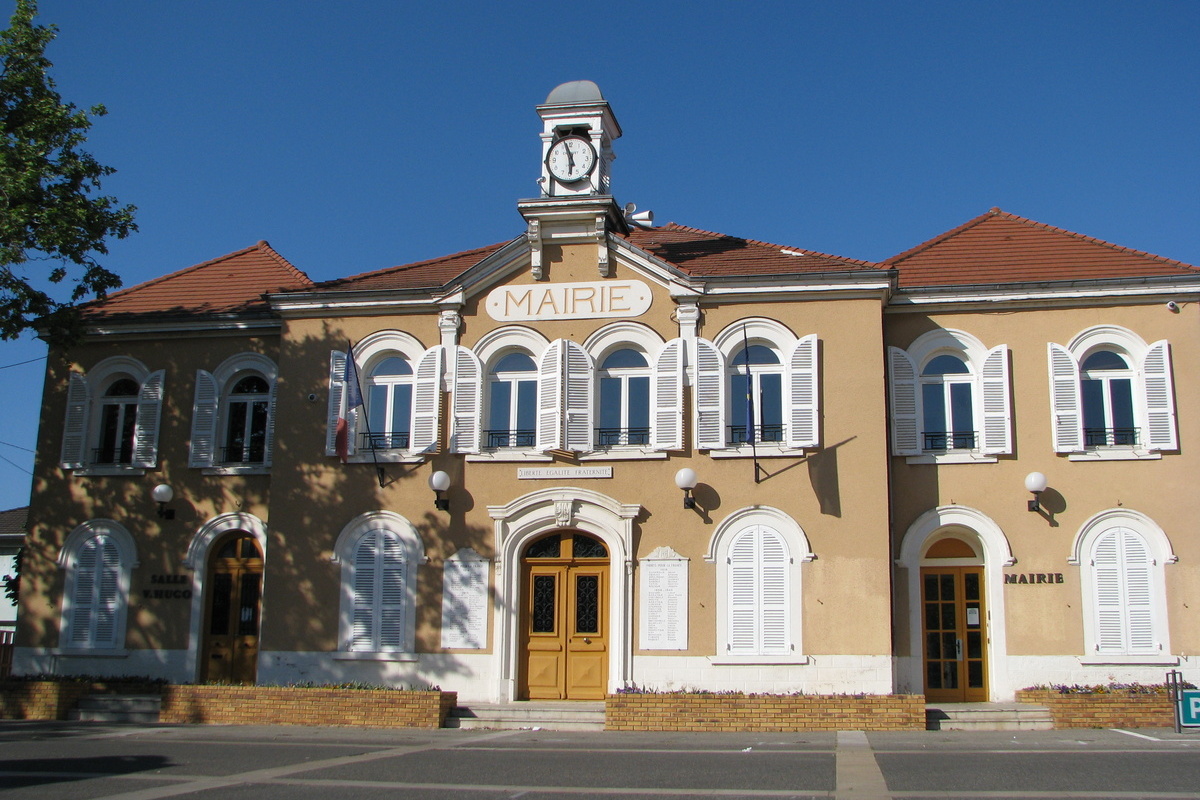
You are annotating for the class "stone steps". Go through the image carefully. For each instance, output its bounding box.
[926,702,1054,731]
[446,701,605,731]
[68,693,162,724]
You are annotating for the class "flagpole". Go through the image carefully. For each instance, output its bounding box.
[345,338,386,488]
[741,323,761,484]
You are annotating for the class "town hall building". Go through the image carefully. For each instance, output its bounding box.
[13,82,1200,704]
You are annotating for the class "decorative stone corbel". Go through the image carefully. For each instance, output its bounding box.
[438,308,461,348]
[675,302,700,339]
[595,214,611,277]
[527,218,544,279]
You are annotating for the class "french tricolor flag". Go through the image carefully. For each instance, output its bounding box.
[335,344,363,464]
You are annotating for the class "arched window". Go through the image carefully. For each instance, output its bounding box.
[364,355,413,450]
[191,354,277,469]
[223,373,271,464]
[95,378,140,465]
[920,354,975,451]
[334,512,424,657]
[59,521,137,651]
[1072,510,1174,660]
[597,348,650,447]
[487,351,538,449]
[888,330,1010,459]
[60,357,165,471]
[1049,327,1176,456]
[729,344,784,444]
[1080,349,1136,447]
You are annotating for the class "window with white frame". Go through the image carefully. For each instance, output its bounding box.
[1072,510,1174,661]
[59,521,137,651]
[1048,327,1175,456]
[888,329,1010,459]
[191,354,277,469]
[707,508,812,662]
[334,512,424,657]
[487,351,538,449]
[704,321,819,452]
[596,348,650,447]
[60,357,165,471]
[325,333,443,459]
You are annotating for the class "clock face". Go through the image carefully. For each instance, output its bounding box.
[546,136,597,183]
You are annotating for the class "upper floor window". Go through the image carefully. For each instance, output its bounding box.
[920,354,975,451]
[365,355,413,451]
[700,323,820,452]
[487,351,538,449]
[1049,326,1175,458]
[729,344,784,444]
[60,357,164,471]
[223,374,271,464]
[191,354,277,470]
[888,330,1010,461]
[596,348,650,447]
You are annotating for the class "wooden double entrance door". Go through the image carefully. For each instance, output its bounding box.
[921,565,988,702]
[201,533,263,684]
[519,531,609,700]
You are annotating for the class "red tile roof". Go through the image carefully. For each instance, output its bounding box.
[313,242,510,292]
[886,208,1200,288]
[82,241,312,320]
[625,223,880,276]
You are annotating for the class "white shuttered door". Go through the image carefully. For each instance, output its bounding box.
[693,338,726,450]
[69,534,122,648]
[409,346,444,454]
[979,345,1012,454]
[1048,343,1083,452]
[1142,340,1177,451]
[450,345,483,454]
[190,370,220,467]
[651,339,684,451]
[326,350,347,456]
[887,348,919,455]
[727,525,790,656]
[60,372,91,469]
[350,531,409,652]
[1091,527,1157,655]
[132,370,165,468]
[786,334,819,449]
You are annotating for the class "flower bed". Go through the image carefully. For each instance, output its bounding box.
[1016,684,1177,729]
[605,691,925,732]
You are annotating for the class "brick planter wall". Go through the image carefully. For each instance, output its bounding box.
[159,686,457,729]
[0,681,162,720]
[1016,689,1174,728]
[605,693,926,732]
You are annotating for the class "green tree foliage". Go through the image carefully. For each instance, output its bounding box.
[2,546,18,604]
[0,0,135,343]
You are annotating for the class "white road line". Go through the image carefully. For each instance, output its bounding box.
[1111,728,1161,741]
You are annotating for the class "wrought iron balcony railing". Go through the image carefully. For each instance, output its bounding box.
[595,427,650,447]
[923,431,978,451]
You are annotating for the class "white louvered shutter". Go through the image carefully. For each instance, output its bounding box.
[1092,530,1124,653]
[727,530,757,655]
[1141,340,1177,451]
[189,370,219,467]
[378,533,408,650]
[537,340,566,452]
[132,370,165,468]
[1048,343,1083,452]
[350,532,378,651]
[979,345,1012,454]
[409,346,444,454]
[263,378,278,466]
[693,338,726,450]
[759,528,790,655]
[563,340,594,453]
[70,535,121,648]
[786,334,819,449]
[325,350,347,456]
[887,347,920,456]
[651,339,684,451]
[1122,530,1156,654]
[60,371,90,469]
[450,346,483,454]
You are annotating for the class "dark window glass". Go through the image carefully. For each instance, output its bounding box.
[524,535,561,559]
[572,535,607,559]
[601,349,647,369]
[1081,350,1128,371]
[575,575,599,633]
[922,354,970,376]
[532,575,556,633]
[231,375,269,394]
[209,573,232,635]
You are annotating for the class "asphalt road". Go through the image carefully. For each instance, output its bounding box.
[0,721,1199,799]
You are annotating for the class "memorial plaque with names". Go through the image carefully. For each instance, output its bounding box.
[639,546,688,651]
[441,548,489,650]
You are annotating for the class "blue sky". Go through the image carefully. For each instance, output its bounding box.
[1,0,1197,511]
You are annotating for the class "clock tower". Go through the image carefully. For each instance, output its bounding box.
[519,81,627,278]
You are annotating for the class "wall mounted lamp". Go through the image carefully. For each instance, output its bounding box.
[675,468,698,509]
[1025,471,1047,513]
[429,470,451,512]
[152,483,175,520]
